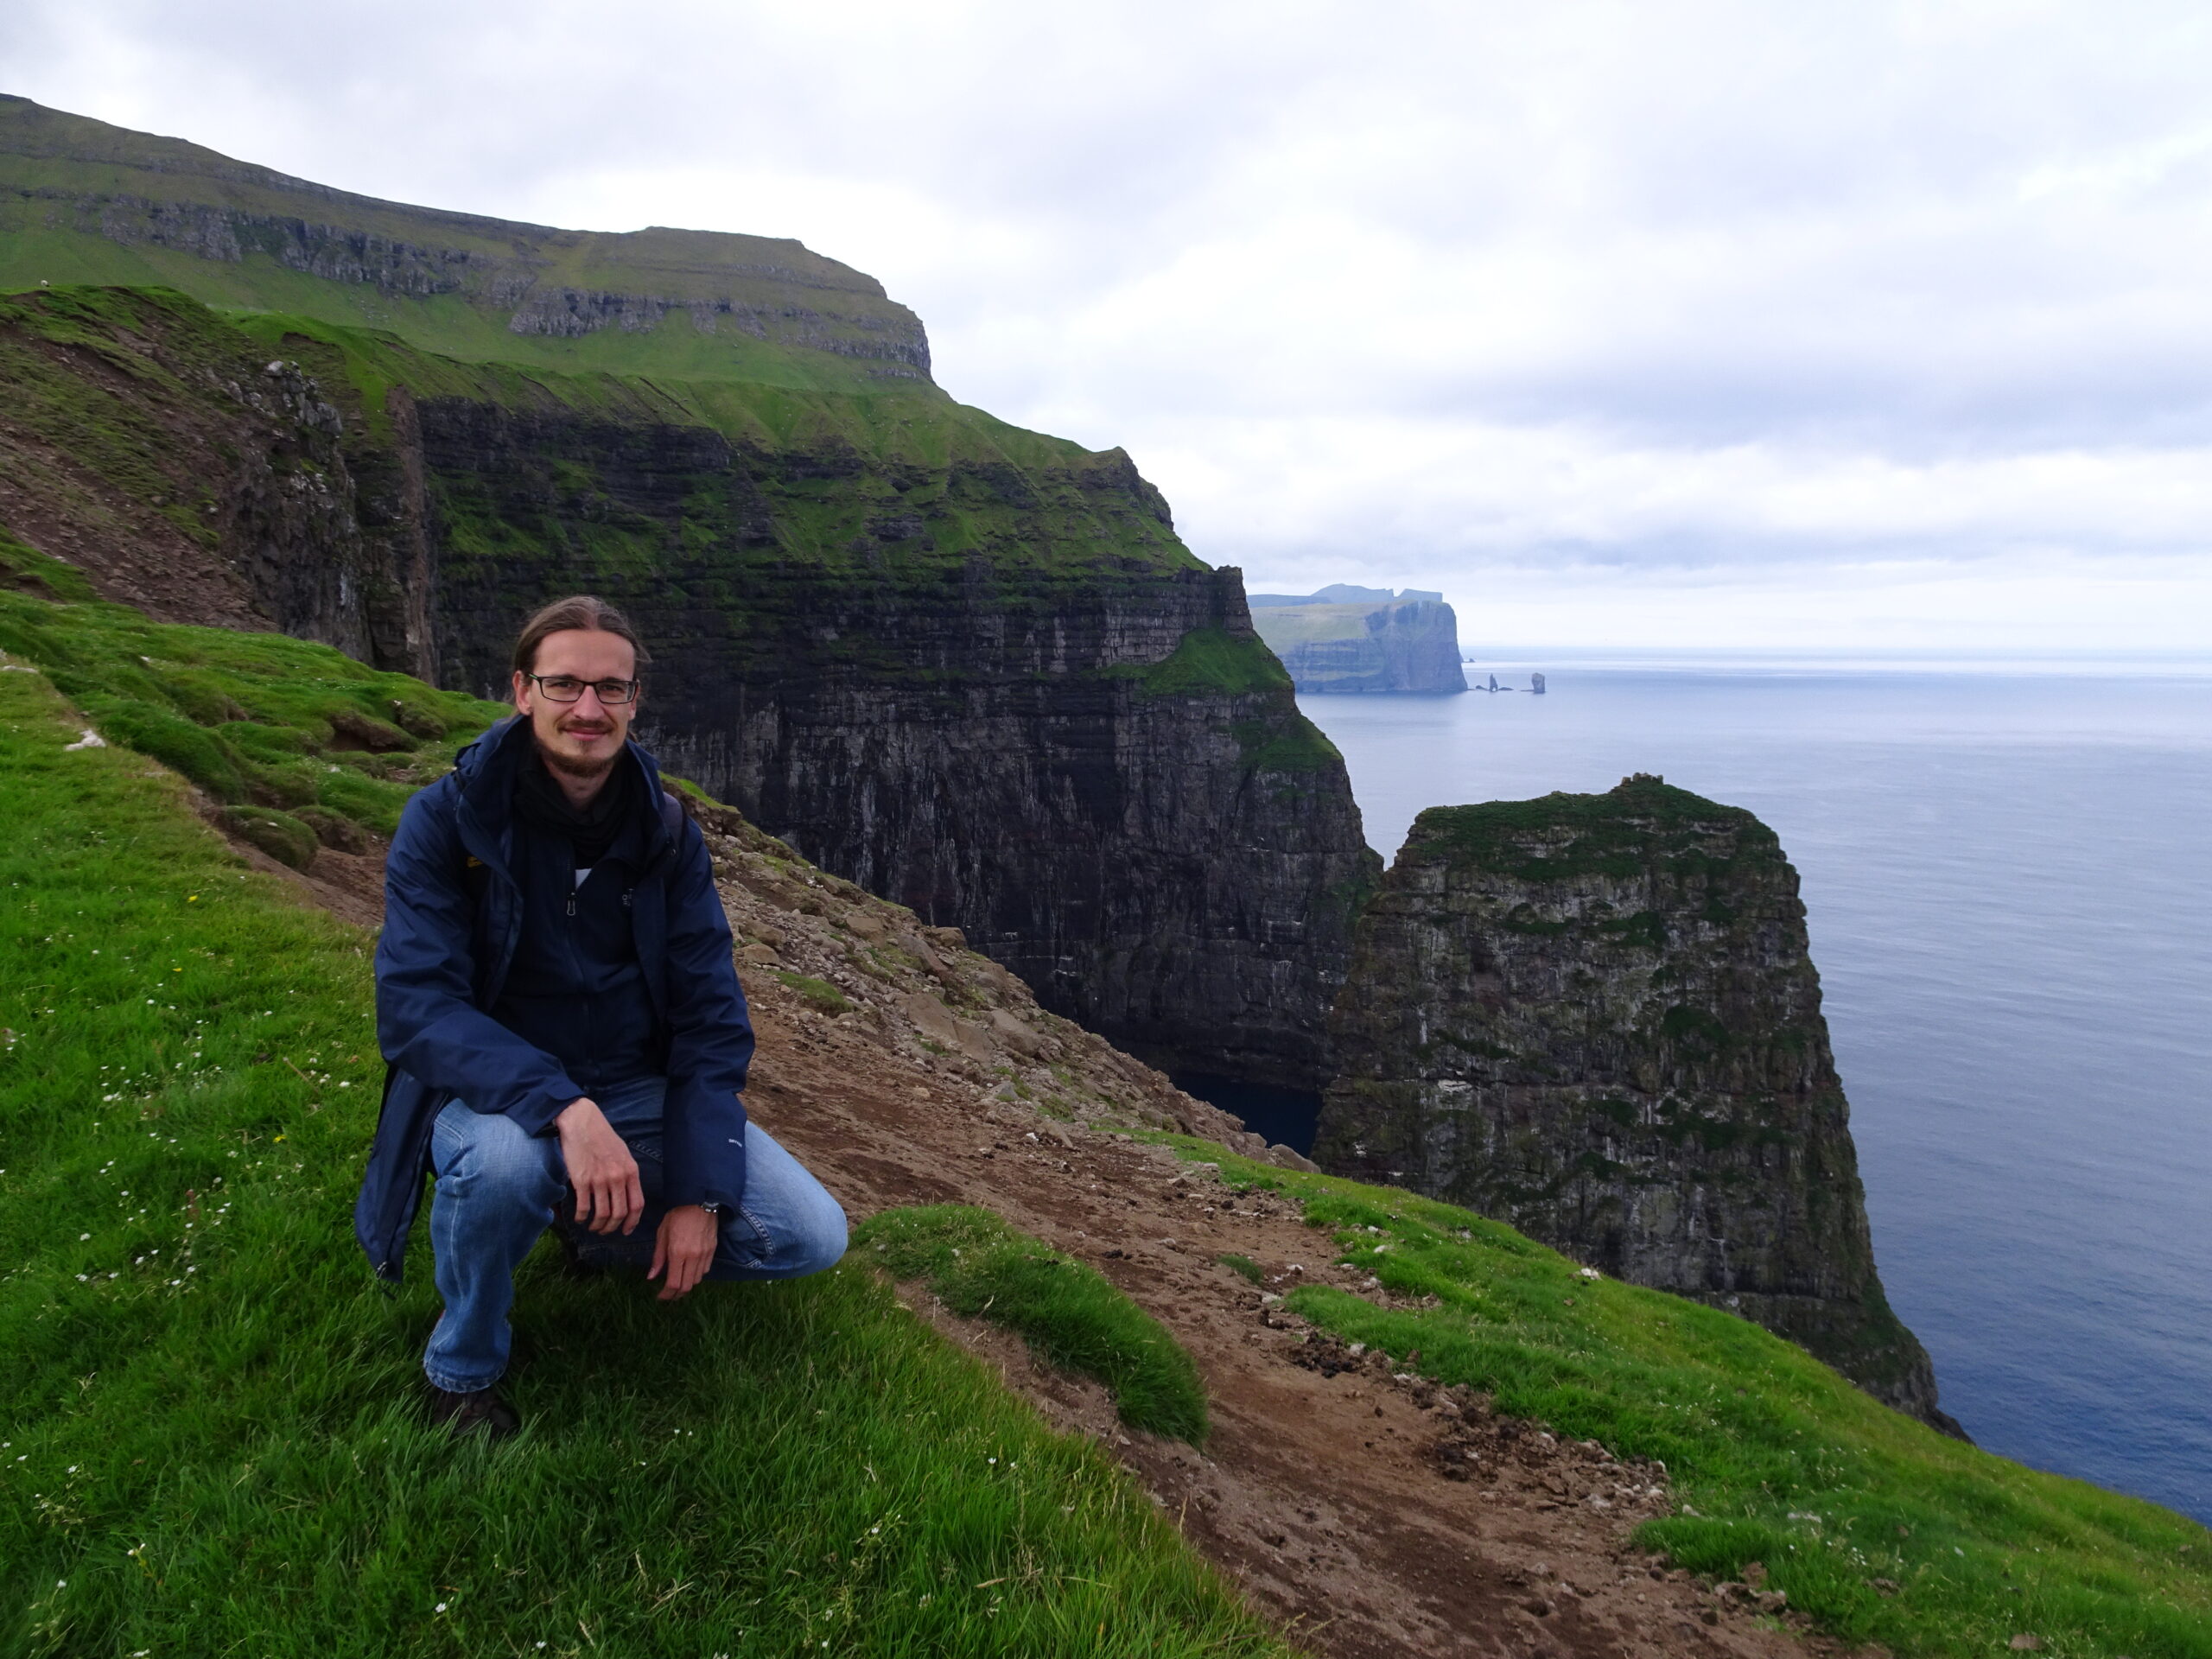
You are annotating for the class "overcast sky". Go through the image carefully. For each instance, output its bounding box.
[10,0,2212,649]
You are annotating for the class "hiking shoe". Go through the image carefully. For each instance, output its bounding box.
[429,1385,518,1441]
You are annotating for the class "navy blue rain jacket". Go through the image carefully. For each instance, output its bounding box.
[353,715,753,1282]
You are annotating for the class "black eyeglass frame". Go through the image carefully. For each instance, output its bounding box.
[523,672,642,706]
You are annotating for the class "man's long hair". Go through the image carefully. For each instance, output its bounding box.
[510,595,653,683]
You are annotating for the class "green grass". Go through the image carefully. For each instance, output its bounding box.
[855,1208,1209,1446]
[1242,603,1378,649]
[1151,1138,2212,1658]
[0,525,97,603]
[1125,627,1292,698]
[1216,1255,1264,1286]
[0,661,1283,1657]
[1413,773,1777,883]
[773,970,854,1015]
[0,284,1206,613]
[0,91,931,400]
[0,585,510,842]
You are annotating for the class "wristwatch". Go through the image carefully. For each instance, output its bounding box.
[699,1201,728,1222]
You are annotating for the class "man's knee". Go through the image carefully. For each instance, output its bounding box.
[437,1110,563,1211]
[723,1181,847,1280]
[787,1188,849,1277]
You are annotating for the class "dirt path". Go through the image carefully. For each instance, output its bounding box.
[690,804,1850,1659]
[746,1007,1836,1659]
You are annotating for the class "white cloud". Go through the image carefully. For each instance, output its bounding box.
[8,0,2212,647]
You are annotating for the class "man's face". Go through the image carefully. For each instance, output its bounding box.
[512,628,640,779]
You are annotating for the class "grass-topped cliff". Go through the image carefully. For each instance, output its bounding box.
[1317,775,1953,1430]
[0,94,930,394]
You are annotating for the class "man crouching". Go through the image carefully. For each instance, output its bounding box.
[354,594,847,1438]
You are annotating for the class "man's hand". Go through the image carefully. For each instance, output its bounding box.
[650,1205,721,1300]
[555,1097,643,1235]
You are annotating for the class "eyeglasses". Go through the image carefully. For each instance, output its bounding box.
[525,673,640,706]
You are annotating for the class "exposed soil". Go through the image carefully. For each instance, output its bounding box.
[194,789,391,930]
[243,795,1865,1659]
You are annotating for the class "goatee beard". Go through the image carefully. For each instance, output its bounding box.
[538,736,618,784]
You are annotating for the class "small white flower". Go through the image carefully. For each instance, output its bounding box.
[435,1602,448,1612]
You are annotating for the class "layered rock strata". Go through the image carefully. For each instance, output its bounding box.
[1313,774,1957,1430]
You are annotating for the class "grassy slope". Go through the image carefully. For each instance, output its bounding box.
[221,302,1199,590]
[1159,1141,2212,1659]
[0,600,1283,1658]
[0,566,512,864]
[0,235,908,394]
[855,1206,1211,1446]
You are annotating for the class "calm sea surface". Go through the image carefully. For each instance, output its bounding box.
[1296,660,2212,1525]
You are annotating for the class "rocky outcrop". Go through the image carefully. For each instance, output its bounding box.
[1313,774,1957,1431]
[0,283,1376,1090]
[0,286,435,675]
[1248,588,1467,694]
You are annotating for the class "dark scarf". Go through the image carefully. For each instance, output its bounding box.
[512,750,638,868]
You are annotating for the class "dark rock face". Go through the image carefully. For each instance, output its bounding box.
[1248,594,1468,694]
[407,397,1379,1086]
[1313,774,1957,1431]
[0,284,1376,1089]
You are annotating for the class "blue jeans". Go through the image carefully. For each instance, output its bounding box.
[423,1076,848,1392]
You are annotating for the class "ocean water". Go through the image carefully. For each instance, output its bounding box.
[1294,660,2212,1526]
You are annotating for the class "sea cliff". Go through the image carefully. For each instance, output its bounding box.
[0,272,1374,1088]
[1248,585,1467,694]
[1312,774,1957,1429]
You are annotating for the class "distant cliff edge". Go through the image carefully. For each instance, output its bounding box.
[1249,585,1468,695]
[1313,774,1961,1433]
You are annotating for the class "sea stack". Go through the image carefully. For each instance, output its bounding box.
[1313,773,1959,1432]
